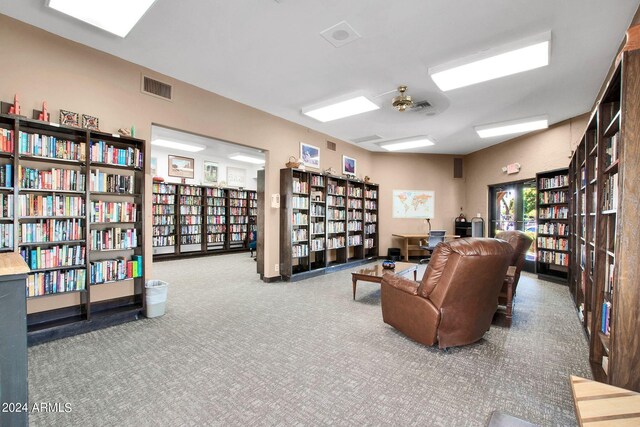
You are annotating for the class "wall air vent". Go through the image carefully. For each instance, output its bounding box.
[141,75,173,101]
[326,141,337,151]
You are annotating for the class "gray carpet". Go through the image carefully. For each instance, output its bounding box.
[27,254,592,426]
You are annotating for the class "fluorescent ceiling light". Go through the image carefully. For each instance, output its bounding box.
[151,139,205,152]
[429,32,551,91]
[47,0,156,38]
[380,137,435,152]
[475,116,549,138]
[302,95,379,122]
[229,154,265,165]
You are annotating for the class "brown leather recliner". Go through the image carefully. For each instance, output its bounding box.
[381,238,514,349]
[494,230,533,326]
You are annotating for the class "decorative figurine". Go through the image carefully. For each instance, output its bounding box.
[8,94,20,115]
[117,128,132,137]
[37,101,49,121]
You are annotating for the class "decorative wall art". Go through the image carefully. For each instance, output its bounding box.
[300,142,320,169]
[168,155,195,179]
[342,155,356,176]
[203,161,219,184]
[59,109,79,127]
[82,114,99,130]
[227,166,246,187]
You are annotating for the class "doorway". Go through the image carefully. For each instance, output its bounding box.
[488,179,536,272]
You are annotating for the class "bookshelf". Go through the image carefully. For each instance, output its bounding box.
[152,182,177,255]
[151,184,257,260]
[536,169,569,283]
[568,31,640,392]
[280,168,379,281]
[0,114,147,344]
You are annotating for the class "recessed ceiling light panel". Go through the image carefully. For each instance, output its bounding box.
[151,139,205,152]
[379,137,435,152]
[47,0,157,37]
[429,32,551,91]
[475,116,549,138]
[229,154,265,165]
[302,95,379,122]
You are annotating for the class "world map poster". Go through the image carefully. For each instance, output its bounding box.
[392,190,435,218]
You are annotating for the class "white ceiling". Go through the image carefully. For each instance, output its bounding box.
[1,1,638,154]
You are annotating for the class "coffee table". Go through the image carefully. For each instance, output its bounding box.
[351,262,418,300]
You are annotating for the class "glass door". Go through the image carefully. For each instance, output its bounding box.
[489,179,536,272]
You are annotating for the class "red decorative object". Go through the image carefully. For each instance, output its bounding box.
[152,177,165,183]
[37,101,50,121]
[8,94,20,115]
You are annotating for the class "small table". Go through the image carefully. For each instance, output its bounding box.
[351,262,418,300]
[392,233,459,261]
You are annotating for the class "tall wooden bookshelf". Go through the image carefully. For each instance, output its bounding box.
[280,168,379,281]
[568,29,640,391]
[536,168,569,283]
[0,113,146,344]
[152,183,257,260]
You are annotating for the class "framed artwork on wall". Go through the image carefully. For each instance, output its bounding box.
[168,155,195,179]
[342,155,356,176]
[227,166,246,188]
[203,161,218,184]
[150,157,158,177]
[59,109,79,127]
[81,114,99,130]
[300,142,320,169]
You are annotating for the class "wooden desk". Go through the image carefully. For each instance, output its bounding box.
[570,375,640,426]
[391,233,459,261]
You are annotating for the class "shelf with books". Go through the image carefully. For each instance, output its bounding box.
[205,187,227,251]
[177,185,203,253]
[152,182,177,254]
[228,189,250,249]
[567,35,640,392]
[536,168,570,283]
[0,114,148,343]
[280,169,379,280]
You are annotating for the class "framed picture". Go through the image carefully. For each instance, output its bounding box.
[203,161,218,184]
[300,142,320,169]
[342,155,356,175]
[82,114,99,130]
[227,167,246,188]
[59,109,79,127]
[168,155,195,179]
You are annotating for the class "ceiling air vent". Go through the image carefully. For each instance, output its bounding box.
[326,141,337,151]
[141,75,173,101]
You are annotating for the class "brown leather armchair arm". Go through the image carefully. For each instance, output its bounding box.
[382,273,419,295]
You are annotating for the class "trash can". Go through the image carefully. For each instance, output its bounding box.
[145,280,168,318]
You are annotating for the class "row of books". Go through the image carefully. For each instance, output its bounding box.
[348,199,363,209]
[207,234,225,243]
[310,237,324,252]
[311,223,324,234]
[0,193,12,218]
[180,186,202,196]
[153,225,175,236]
[601,301,612,335]
[90,201,137,223]
[539,190,567,204]
[90,141,143,169]
[181,216,201,225]
[207,225,226,233]
[18,166,85,191]
[537,222,568,236]
[602,173,619,211]
[18,194,83,217]
[0,128,14,154]
[348,187,362,198]
[347,222,362,231]
[292,178,309,194]
[229,215,249,223]
[229,224,247,233]
[0,223,13,248]
[539,206,569,219]
[348,211,362,220]
[19,132,85,161]
[20,219,83,243]
[539,174,569,189]
[90,227,138,251]
[181,225,201,235]
[348,235,362,246]
[153,216,174,225]
[207,215,226,224]
[292,229,308,242]
[365,238,375,249]
[229,199,249,207]
[365,224,377,234]
[292,196,309,209]
[90,170,135,194]
[207,188,225,197]
[327,195,345,207]
[292,244,309,258]
[181,235,201,245]
[179,196,202,205]
[311,175,324,187]
[0,163,12,187]
[153,205,175,215]
[327,222,345,233]
[328,209,346,220]
[26,269,86,297]
[207,206,226,215]
[152,183,176,194]
[365,201,377,210]
[327,237,345,249]
[537,237,569,251]
[151,194,176,205]
[228,190,250,199]
[20,245,85,270]
[207,197,226,206]
[153,235,175,247]
[365,213,377,223]
[327,184,346,196]
[311,205,325,216]
[230,232,247,242]
[90,255,142,285]
[365,189,378,199]
[604,132,619,168]
[538,250,569,266]
[180,205,201,215]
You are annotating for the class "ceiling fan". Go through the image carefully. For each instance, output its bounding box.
[380,85,434,113]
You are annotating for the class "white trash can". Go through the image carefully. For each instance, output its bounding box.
[145,280,168,318]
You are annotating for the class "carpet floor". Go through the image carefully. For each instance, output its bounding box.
[27,254,592,426]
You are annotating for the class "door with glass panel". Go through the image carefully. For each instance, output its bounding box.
[489,180,536,272]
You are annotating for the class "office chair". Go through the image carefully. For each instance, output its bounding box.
[418,230,446,264]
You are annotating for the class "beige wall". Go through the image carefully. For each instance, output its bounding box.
[464,115,589,225]
[371,153,465,256]
[0,15,376,280]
